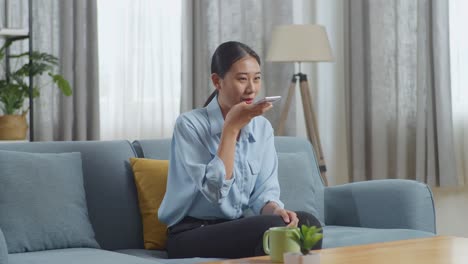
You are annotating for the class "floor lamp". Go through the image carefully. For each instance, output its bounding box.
[267,24,333,186]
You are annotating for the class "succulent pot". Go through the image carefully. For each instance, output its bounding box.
[284,252,320,264]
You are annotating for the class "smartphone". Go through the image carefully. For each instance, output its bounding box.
[254,96,282,105]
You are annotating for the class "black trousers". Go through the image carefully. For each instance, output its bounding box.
[166,211,322,259]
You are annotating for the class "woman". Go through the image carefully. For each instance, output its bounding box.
[158,41,322,258]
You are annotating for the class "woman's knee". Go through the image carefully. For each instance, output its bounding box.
[255,215,286,230]
[296,211,322,228]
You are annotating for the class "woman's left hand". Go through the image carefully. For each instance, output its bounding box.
[273,207,299,227]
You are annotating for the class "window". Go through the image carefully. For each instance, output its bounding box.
[97,0,182,140]
[450,0,468,120]
[449,0,468,179]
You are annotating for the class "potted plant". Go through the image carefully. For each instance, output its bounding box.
[284,225,323,264]
[0,39,72,140]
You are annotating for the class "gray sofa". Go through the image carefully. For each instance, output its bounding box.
[0,137,436,264]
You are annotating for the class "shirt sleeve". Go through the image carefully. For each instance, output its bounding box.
[248,131,284,215]
[172,115,234,204]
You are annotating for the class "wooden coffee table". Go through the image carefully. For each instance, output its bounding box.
[203,236,468,263]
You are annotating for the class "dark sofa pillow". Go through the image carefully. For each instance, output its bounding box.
[0,150,99,253]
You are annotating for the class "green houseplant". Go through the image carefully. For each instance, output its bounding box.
[285,225,323,264]
[297,225,323,255]
[0,40,72,140]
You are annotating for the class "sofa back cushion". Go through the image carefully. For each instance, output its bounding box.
[133,139,171,160]
[274,137,325,224]
[0,141,143,250]
[0,150,99,253]
[134,136,325,224]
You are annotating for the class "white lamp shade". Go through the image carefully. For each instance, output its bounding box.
[267,24,333,62]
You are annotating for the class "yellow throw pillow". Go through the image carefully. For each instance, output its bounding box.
[130,158,168,250]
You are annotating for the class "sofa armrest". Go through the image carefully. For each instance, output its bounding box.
[324,179,436,233]
[0,228,8,264]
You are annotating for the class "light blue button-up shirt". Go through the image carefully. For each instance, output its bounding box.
[158,96,284,227]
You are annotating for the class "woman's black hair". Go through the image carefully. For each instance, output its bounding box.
[203,41,261,107]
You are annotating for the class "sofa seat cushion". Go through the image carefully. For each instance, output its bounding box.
[0,150,99,253]
[322,225,435,248]
[8,248,162,264]
[116,249,224,264]
[116,248,168,259]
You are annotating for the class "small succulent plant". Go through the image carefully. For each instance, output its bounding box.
[296,225,323,255]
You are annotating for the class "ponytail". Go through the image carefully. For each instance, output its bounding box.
[203,90,218,107]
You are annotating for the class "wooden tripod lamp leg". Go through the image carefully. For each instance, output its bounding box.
[299,75,328,186]
[277,76,297,136]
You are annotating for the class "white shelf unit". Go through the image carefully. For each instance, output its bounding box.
[0,28,29,37]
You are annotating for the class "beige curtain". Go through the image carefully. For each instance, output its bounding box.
[345,0,459,186]
[181,0,296,134]
[56,0,99,140]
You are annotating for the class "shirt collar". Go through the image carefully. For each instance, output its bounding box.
[206,95,224,136]
[206,95,256,142]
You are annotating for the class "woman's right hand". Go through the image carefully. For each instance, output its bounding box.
[224,101,273,132]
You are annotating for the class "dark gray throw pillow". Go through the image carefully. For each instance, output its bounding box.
[0,150,99,253]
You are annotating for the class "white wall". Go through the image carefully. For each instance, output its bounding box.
[433,188,468,237]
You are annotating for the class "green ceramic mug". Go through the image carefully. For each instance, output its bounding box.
[263,226,301,262]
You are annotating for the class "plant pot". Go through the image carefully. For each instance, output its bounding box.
[0,113,28,140]
[284,252,320,264]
